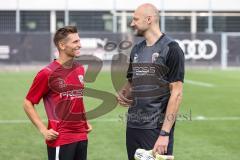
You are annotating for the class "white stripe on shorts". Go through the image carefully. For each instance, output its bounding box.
[55,146,60,160]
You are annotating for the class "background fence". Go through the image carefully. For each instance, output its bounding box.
[0,32,239,69]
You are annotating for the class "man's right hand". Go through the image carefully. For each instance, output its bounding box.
[117,89,133,107]
[41,128,59,141]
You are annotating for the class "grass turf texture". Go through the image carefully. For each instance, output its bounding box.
[0,69,239,160]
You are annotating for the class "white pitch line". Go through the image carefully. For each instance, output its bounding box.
[1,117,240,124]
[0,120,46,124]
[0,119,119,124]
[91,118,123,122]
[0,119,122,124]
[193,116,240,121]
[185,79,215,87]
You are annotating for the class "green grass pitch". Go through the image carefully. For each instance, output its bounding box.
[0,69,239,160]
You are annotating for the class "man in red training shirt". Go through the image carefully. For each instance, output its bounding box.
[23,26,92,160]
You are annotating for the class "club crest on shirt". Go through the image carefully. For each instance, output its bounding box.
[78,75,84,84]
[133,54,139,63]
[152,52,159,63]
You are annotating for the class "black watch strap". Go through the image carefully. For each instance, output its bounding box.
[159,130,170,136]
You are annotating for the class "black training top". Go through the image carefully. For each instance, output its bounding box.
[126,34,185,129]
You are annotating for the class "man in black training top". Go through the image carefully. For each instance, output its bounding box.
[117,3,185,160]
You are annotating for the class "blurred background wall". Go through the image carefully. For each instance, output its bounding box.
[0,0,240,69]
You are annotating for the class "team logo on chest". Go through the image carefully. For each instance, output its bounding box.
[152,52,160,63]
[133,54,139,63]
[78,75,84,84]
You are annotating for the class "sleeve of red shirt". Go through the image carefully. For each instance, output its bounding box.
[26,69,50,105]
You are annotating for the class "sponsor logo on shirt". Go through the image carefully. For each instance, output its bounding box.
[60,89,83,98]
[133,66,156,76]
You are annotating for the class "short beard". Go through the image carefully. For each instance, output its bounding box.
[133,29,145,37]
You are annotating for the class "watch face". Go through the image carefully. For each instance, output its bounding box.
[160,130,169,136]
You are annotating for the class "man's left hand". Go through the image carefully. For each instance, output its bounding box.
[87,122,92,133]
[153,136,169,156]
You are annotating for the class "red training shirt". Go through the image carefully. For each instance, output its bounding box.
[26,60,88,147]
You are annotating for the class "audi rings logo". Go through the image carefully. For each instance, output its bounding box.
[175,39,217,60]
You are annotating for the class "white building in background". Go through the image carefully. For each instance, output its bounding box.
[0,0,240,33]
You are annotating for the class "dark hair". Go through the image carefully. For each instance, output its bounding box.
[53,26,78,47]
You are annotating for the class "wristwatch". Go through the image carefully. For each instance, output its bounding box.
[159,130,170,136]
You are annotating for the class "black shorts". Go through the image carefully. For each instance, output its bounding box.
[126,126,175,160]
[47,140,88,160]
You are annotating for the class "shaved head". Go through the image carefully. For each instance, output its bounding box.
[135,3,160,24]
[130,3,160,36]
[130,3,162,44]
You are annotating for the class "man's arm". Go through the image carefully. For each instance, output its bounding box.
[117,81,133,107]
[153,81,183,155]
[23,98,59,141]
[162,81,183,131]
